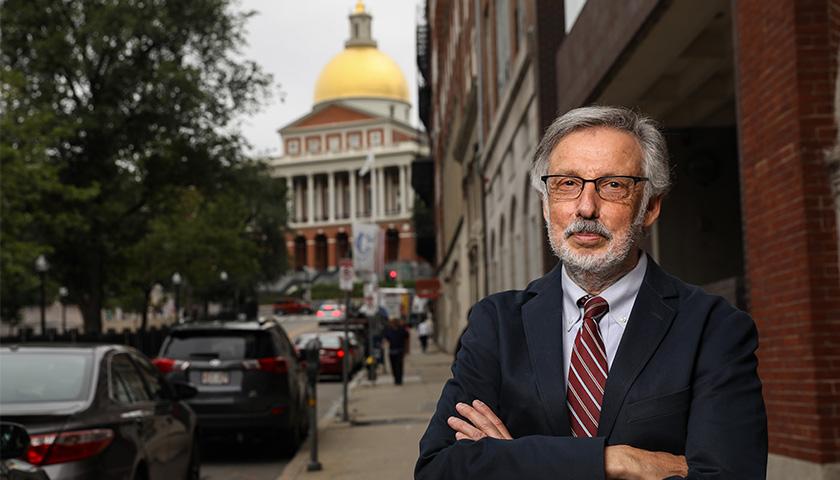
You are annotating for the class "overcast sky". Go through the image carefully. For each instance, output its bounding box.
[237,0,423,158]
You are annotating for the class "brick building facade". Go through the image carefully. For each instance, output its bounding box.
[425,0,839,475]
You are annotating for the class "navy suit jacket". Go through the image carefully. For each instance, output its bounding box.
[416,259,767,479]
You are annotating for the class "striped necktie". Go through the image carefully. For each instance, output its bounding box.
[567,295,609,437]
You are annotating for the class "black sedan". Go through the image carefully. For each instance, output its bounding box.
[0,343,200,480]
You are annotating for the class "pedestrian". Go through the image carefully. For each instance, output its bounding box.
[382,315,409,385]
[415,105,767,479]
[417,314,433,352]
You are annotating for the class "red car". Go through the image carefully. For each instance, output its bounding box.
[273,298,313,315]
[293,332,359,376]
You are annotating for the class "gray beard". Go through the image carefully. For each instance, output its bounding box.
[546,209,646,289]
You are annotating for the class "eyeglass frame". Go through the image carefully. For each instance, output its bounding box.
[540,174,649,201]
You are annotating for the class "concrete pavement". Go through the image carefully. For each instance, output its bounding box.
[278,334,453,480]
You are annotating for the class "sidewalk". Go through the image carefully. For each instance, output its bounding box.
[277,334,453,480]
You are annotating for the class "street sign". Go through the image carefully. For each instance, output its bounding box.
[416,278,441,298]
[339,258,354,292]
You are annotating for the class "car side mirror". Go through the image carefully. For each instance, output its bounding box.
[171,381,199,400]
[0,422,31,460]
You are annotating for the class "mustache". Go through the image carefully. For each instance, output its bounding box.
[564,218,613,240]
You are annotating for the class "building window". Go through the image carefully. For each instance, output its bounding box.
[348,133,361,149]
[308,138,320,153]
[328,136,340,152]
[369,131,382,146]
[287,140,299,155]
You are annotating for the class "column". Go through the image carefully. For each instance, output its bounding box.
[349,170,357,220]
[306,174,314,225]
[286,177,294,222]
[328,172,336,221]
[399,165,407,215]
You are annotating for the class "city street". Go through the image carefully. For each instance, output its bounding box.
[199,311,362,480]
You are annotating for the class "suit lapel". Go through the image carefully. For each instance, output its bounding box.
[521,263,571,436]
[598,260,677,439]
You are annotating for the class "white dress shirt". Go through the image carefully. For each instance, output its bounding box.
[561,252,648,385]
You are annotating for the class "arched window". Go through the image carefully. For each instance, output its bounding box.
[295,235,307,270]
[337,232,350,260]
[385,229,399,262]
[315,234,328,270]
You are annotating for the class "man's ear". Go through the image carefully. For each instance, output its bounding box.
[542,196,550,223]
[643,194,663,228]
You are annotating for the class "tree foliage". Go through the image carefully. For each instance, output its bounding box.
[0,0,287,331]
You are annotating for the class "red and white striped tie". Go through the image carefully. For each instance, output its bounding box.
[567,295,609,437]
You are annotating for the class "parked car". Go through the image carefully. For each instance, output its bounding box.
[315,302,346,328]
[0,422,49,480]
[153,319,309,456]
[293,331,362,376]
[0,343,200,480]
[273,298,313,315]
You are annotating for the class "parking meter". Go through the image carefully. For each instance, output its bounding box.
[305,339,321,382]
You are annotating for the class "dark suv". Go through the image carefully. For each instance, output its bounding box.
[153,319,308,456]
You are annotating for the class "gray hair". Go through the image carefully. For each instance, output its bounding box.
[529,105,671,205]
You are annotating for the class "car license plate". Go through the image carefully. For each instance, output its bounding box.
[201,371,230,385]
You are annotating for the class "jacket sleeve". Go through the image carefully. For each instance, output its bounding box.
[680,305,768,479]
[415,299,608,480]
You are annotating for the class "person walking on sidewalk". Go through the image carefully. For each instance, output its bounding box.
[417,314,433,352]
[382,315,409,385]
[415,105,767,479]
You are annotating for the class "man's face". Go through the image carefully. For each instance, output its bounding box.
[542,127,662,277]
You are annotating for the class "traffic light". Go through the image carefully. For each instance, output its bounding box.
[388,270,397,282]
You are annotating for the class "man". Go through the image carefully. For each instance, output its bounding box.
[415,106,767,479]
[382,315,409,385]
[417,314,433,352]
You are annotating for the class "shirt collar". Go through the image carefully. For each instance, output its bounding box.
[561,252,648,331]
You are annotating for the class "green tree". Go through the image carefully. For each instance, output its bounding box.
[0,0,275,332]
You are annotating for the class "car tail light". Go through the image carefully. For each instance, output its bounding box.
[316,311,325,317]
[152,358,191,374]
[27,429,114,466]
[331,310,341,317]
[242,357,288,374]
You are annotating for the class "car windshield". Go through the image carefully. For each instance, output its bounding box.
[164,331,273,360]
[0,352,92,403]
[294,334,340,349]
[318,303,341,311]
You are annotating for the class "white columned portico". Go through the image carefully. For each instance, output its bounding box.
[328,172,336,221]
[306,174,314,224]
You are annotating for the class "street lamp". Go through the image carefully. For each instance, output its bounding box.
[35,255,49,336]
[58,286,68,333]
[171,272,182,322]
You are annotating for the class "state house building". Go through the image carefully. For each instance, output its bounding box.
[269,1,429,276]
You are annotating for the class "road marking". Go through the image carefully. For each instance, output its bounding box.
[288,323,319,339]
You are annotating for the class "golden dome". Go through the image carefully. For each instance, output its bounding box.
[313,46,410,105]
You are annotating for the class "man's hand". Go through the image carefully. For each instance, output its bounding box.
[604,445,688,480]
[447,400,513,441]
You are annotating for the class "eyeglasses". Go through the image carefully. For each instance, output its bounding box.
[540,175,649,201]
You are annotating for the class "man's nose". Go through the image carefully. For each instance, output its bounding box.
[576,182,599,218]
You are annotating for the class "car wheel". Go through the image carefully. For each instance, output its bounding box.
[279,418,302,457]
[303,308,313,314]
[184,436,200,480]
[132,464,149,480]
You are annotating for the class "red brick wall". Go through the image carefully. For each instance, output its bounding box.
[734,0,840,463]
